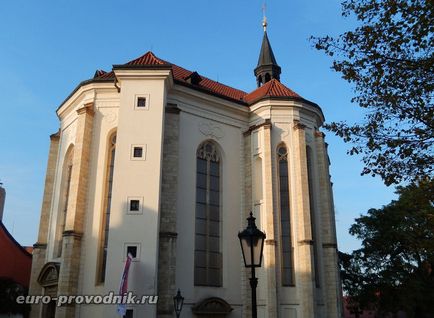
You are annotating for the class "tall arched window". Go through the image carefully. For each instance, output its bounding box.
[194,141,222,287]
[277,144,295,286]
[306,145,320,287]
[54,146,74,258]
[97,133,116,283]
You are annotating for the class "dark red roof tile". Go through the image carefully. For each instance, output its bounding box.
[170,63,246,101]
[244,79,300,104]
[97,70,115,79]
[125,51,168,66]
[94,69,106,78]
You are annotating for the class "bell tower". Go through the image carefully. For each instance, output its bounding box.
[254,15,281,87]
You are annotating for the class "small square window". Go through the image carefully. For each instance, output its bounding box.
[126,197,143,214]
[134,94,150,110]
[129,200,140,211]
[126,246,137,258]
[133,147,143,158]
[130,144,146,161]
[137,97,146,107]
[124,243,140,261]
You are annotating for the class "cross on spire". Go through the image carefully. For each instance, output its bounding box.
[262,3,268,32]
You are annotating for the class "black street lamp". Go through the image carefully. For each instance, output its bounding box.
[238,212,266,318]
[173,289,184,318]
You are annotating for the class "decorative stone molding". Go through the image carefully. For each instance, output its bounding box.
[263,118,272,130]
[293,120,306,130]
[298,239,314,246]
[265,239,277,245]
[243,119,272,136]
[76,103,95,116]
[62,230,83,239]
[199,122,224,139]
[33,242,47,249]
[50,130,60,140]
[37,262,60,287]
[314,130,325,138]
[192,297,233,316]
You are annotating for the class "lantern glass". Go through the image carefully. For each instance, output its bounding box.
[238,212,266,267]
[240,236,252,265]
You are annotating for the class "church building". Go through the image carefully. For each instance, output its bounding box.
[29,19,343,318]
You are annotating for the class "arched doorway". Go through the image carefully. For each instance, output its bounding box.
[37,262,60,318]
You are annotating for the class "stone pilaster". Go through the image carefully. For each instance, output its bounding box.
[29,131,60,318]
[56,231,82,318]
[157,104,180,317]
[242,131,253,318]
[293,121,315,318]
[315,131,343,318]
[56,103,94,318]
[261,123,278,318]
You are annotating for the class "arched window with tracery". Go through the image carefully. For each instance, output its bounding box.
[194,141,222,287]
[54,146,74,258]
[97,132,116,283]
[277,143,295,286]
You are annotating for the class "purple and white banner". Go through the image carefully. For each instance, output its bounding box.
[117,253,133,316]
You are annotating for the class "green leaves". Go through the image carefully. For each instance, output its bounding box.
[311,0,434,185]
[0,278,30,315]
[340,180,434,315]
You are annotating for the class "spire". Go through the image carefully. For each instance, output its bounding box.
[254,13,281,87]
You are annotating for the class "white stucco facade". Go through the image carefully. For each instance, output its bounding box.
[29,45,343,318]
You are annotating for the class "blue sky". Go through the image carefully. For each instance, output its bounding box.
[0,0,396,252]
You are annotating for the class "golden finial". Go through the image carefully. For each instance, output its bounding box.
[262,3,268,32]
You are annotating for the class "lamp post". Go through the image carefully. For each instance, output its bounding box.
[238,212,266,318]
[173,289,184,318]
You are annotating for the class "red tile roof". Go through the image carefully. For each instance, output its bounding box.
[94,69,115,79]
[244,79,300,103]
[171,64,247,101]
[125,51,168,66]
[94,51,306,105]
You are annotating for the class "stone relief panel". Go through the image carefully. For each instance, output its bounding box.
[198,121,224,140]
[99,108,118,125]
